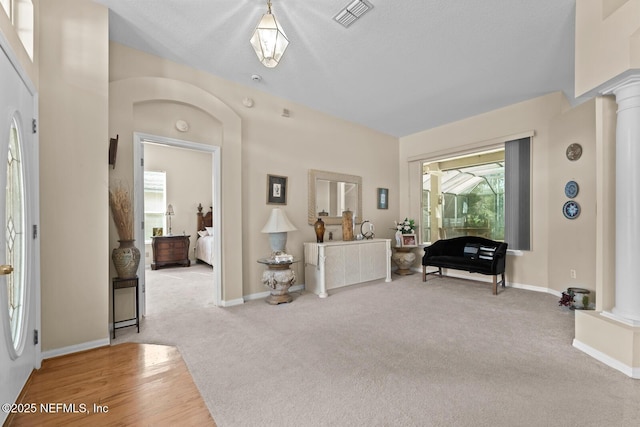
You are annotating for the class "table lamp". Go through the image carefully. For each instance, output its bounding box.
[165,204,174,235]
[261,208,297,256]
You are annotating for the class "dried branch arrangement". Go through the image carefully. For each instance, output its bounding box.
[109,184,134,241]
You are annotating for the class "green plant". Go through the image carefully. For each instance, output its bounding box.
[582,295,590,309]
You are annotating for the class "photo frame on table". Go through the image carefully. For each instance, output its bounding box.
[401,233,417,247]
[152,227,163,237]
[377,188,388,209]
[267,174,287,205]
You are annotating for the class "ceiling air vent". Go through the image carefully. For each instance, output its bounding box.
[334,0,374,28]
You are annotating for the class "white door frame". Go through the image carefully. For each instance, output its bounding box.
[133,132,222,313]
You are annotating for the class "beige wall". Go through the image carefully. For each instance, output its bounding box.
[400,92,603,295]
[109,75,242,302]
[109,43,399,299]
[39,0,109,351]
[575,0,640,96]
[547,100,597,294]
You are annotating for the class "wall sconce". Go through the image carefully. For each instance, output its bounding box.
[165,204,174,235]
[261,208,297,257]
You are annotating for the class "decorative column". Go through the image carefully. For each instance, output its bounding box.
[609,77,640,324]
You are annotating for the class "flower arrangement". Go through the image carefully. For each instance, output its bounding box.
[395,218,416,234]
[558,291,574,307]
[109,183,134,241]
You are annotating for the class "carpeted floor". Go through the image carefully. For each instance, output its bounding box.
[115,266,640,427]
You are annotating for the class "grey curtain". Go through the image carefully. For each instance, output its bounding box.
[504,137,530,250]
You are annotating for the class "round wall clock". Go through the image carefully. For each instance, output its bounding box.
[564,180,579,198]
[563,200,581,219]
[566,143,582,161]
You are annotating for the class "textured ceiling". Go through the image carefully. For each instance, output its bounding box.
[94,0,580,137]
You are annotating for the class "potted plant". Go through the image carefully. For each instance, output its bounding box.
[109,183,140,278]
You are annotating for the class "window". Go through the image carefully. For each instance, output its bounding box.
[423,149,505,243]
[1,0,34,60]
[6,116,26,351]
[143,171,166,243]
[421,137,530,250]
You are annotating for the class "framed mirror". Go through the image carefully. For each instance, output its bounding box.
[308,169,362,225]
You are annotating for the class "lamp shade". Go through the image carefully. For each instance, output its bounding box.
[261,208,297,233]
[166,204,174,215]
[250,1,289,68]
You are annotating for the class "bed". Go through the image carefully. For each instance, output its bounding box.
[195,203,214,266]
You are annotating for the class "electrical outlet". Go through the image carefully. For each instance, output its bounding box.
[570,269,576,279]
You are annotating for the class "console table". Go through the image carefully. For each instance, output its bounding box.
[151,235,191,270]
[304,239,392,298]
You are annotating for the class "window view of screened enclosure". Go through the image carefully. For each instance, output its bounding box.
[422,149,505,244]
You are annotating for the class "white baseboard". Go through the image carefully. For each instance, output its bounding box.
[423,269,564,298]
[572,338,640,379]
[509,281,561,297]
[220,298,245,307]
[42,337,110,360]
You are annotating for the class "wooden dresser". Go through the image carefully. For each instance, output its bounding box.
[151,235,191,270]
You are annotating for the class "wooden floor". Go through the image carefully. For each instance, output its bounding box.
[5,343,216,426]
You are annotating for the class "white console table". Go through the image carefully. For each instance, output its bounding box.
[303,239,392,298]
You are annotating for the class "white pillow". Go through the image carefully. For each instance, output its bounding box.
[198,230,208,237]
[205,226,213,235]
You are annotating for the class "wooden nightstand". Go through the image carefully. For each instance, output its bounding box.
[151,235,191,270]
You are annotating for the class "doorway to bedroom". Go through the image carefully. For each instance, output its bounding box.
[133,133,221,316]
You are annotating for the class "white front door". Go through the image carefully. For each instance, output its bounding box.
[0,42,40,424]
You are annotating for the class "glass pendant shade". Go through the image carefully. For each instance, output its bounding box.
[250,2,289,68]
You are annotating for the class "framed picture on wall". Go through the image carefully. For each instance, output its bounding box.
[267,174,287,205]
[401,233,417,247]
[377,188,388,209]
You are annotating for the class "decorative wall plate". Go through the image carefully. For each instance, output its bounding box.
[566,143,582,161]
[564,180,579,198]
[563,200,581,219]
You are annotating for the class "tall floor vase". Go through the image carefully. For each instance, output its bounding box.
[112,239,141,279]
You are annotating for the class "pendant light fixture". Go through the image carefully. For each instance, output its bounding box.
[250,0,289,68]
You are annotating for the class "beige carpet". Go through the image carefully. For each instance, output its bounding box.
[115,267,640,427]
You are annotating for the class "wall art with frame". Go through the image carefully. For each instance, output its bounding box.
[267,174,287,205]
[377,188,388,209]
